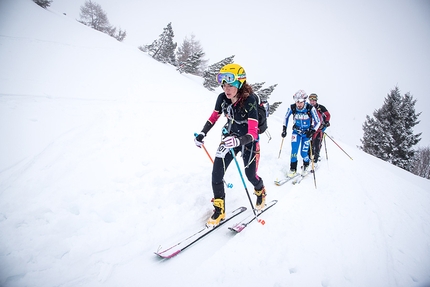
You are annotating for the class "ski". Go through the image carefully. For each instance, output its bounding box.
[228,200,278,233]
[274,174,300,186]
[292,173,307,184]
[292,165,319,185]
[154,206,247,259]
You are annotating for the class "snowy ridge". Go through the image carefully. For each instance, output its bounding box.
[0,1,430,286]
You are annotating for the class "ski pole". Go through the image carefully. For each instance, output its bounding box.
[323,133,328,160]
[221,128,262,224]
[194,133,233,188]
[323,132,353,160]
[229,147,259,220]
[278,138,284,159]
[264,129,272,143]
[309,140,317,189]
[204,144,233,189]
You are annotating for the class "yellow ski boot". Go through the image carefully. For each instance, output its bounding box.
[254,187,266,211]
[206,198,225,228]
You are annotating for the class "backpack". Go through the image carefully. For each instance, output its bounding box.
[221,93,269,134]
[315,104,329,125]
[255,94,269,134]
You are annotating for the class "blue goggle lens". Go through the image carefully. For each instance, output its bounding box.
[216,72,237,84]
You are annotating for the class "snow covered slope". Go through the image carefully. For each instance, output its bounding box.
[0,1,429,286]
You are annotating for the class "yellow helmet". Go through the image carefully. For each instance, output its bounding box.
[216,63,246,89]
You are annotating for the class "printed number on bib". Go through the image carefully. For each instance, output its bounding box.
[215,144,230,158]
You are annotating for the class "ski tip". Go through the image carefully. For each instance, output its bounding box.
[236,206,247,213]
[155,249,181,259]
[229,224,245,233]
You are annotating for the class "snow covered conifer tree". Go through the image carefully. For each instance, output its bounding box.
[360,86,421,171]
[251,83,282,115]
[176,35,207,75]
[78,0,126,41]
[178,51,205,75]
[411,146,430,179]
[79,0,111,33]
[139,22,177,65]
[33,0,52,8]
[361,115,385,159]
[157,23,177,65]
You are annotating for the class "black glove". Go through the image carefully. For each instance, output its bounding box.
[325,121,330,127]
[194,132,205,148]
[305,129,315,138]
[281,126,287,138]
[196,133,205,142]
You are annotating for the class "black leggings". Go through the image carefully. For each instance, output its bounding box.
[212,142,263,199]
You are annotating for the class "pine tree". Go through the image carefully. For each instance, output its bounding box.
[250,82,265,94]
[361,115,384,158]
[268,102,282,115]
[33,0,52,8]
[78,0,126,42]
[176,37,192,65]
[79,0,111,33]
[140,23,177,65]
[411,146,430,179]
[178,51,205,75]
[202,56,235,91]
[396,92,422,169]
[107,27,127,42]
[360,86,421,171]
[176,35,207,75]
[251,82,282,115]
[254,83,277,102]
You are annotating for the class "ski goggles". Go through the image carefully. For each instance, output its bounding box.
[216,72,246,85]
[309,95,318,101]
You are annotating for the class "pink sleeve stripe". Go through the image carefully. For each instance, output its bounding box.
[248,118,258,140]
[208,111,221,124]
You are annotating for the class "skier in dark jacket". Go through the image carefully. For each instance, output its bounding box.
[281,90,321,178]
[194,63,266,227]
[309,93,331,164]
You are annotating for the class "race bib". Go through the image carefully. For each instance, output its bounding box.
[215,144,230,158]
[291,134,298,142]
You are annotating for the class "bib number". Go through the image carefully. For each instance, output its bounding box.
[215,144,230,158]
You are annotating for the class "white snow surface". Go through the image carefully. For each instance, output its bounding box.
[1,1,430,286]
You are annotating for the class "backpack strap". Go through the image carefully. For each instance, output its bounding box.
[290,104,296,115]
[305,103,312,118]
[254,93,261,105]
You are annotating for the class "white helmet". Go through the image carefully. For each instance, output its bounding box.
[293,90,308,102]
